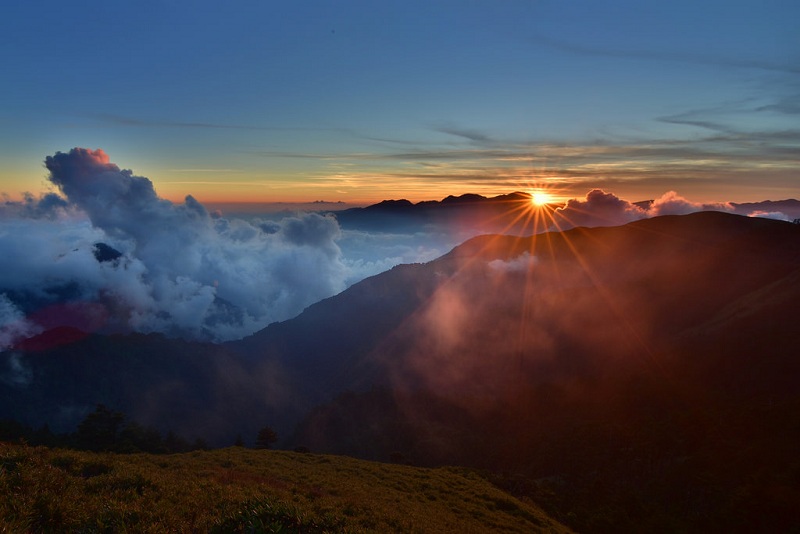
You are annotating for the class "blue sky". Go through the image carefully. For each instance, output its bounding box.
[1,0,798,203]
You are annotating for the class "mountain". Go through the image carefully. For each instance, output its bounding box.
[330,191,538,233]
[234,211,800,414]
[248,211,800,530]
[332,193,800,236]
[3,211,799,531]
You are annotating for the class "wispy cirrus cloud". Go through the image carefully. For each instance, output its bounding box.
[527,33,800,75]
[757,93,800,115]
[290,142,799,202]
[432,123,498,144]
[252,122,800,193]
[96,95,799,204]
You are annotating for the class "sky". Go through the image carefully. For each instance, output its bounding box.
[1,0,798,205]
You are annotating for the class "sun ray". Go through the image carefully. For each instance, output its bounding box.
[457,185,666,380]
[545,211,664,372]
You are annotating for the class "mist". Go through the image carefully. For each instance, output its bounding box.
[2,148,796,348]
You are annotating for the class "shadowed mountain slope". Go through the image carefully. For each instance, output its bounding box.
[232,211,800,411]
[282,211,800,531]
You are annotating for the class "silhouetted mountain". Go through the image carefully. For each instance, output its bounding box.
[3,211,799,531]
[364,198,415,210]
[331,191,540,233]
[334,193,800,237]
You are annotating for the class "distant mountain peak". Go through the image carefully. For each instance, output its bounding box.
[364,199,414,210]
[361,191,533,210]
[440,193,488,204]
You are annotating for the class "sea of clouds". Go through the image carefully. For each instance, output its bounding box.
[1,148,794,348]
[0,148,356,345]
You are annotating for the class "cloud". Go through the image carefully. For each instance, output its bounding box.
[550,190,744,231]
[488,252,537,273]
[0,148,351,345]
[0,295,41,351]
[658,110,741,136]
[528,33,800,74]
[433,123,495,144]
[746,211,790,221]
[336,229,453,285]
[648,191,733,217]
[756,92,800,115]
[552,189,648,229]
[1,192,71,220]
[242,100,799,203]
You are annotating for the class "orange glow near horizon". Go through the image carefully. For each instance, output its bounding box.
[6,156,788,209]
[159,187,565,208]
[530,190,553,207]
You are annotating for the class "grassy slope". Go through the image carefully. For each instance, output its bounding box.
[0,442,570,533]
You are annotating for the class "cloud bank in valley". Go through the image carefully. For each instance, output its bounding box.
[1,148,796,348]
[1,148,349,345]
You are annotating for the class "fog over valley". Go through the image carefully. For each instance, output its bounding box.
[2,148,798,347]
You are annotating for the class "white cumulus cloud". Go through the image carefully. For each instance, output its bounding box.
[0,148,350,344]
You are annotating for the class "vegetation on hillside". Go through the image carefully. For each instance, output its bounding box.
[0,441,569,533]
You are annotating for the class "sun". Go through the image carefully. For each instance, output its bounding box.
[530,190,552,207]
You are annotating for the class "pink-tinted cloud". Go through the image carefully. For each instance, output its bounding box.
[649,191,733,217]
[552,189,647,230]
[746,210,790,221]
[549,189,746,230]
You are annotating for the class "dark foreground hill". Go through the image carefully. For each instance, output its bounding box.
[3,211,800,531]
